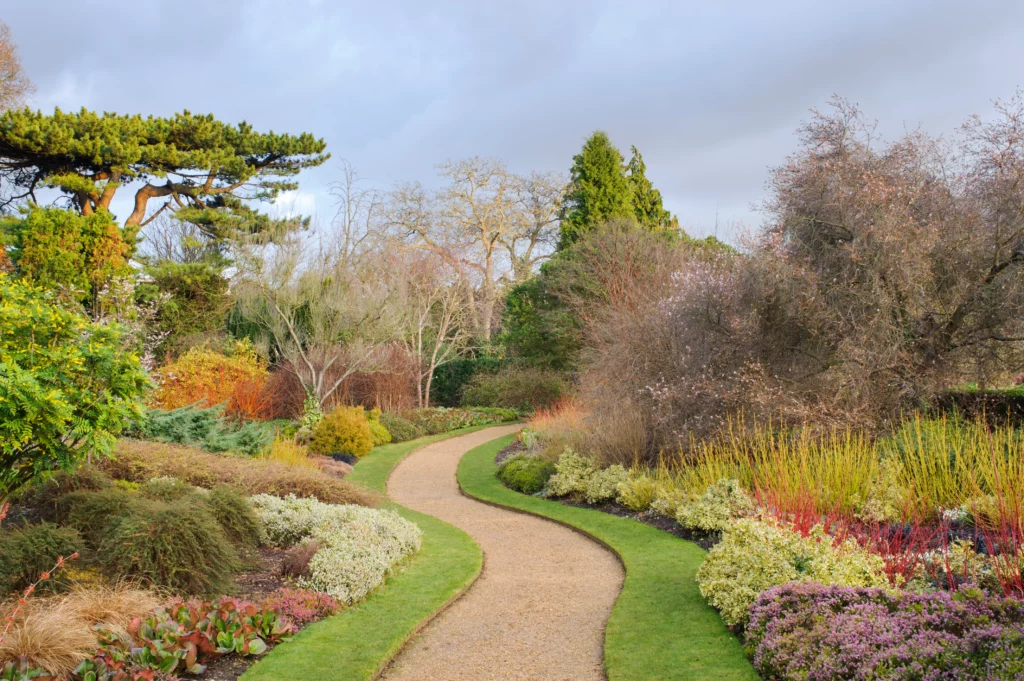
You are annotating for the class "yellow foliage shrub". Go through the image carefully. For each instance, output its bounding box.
[151,341,268,412]
[309,406,374,458]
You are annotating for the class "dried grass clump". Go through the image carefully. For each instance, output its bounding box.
[102,439,377,507]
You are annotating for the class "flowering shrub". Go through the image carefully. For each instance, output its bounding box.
[696,518,888,627]
[746,582,1024,681]
[585,465,627,504]
[676,479,754,532]
[250,494,421,603]
[150,342,268,413]
[546,448,595,499]
[261,588,340,627]
[309,406,373,458]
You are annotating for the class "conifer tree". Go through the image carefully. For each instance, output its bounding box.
[627,146,673,228]
[558,131,633,247]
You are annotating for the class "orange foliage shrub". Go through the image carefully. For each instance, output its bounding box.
[150,343,269,415]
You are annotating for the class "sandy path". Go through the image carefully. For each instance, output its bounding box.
[380,426,623,681]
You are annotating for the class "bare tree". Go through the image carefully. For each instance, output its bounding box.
[0,22,33,112]
[328,160,385,264]
[140,214,221,264]
[506,171,566,284]
[233,232,403,408]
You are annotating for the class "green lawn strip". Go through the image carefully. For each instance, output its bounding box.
[457,435,759,681]
[243,426,498,681]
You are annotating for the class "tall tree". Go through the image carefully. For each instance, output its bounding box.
[0,108,327,244]
[626,146,673,228]
[559,131,633,247]
[0,22,33,112]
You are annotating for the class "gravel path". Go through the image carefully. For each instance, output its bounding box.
[381,426,624,681]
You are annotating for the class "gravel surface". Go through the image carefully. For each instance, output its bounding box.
[381,426,623,681]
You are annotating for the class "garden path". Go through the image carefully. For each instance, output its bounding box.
[381,426,624,681]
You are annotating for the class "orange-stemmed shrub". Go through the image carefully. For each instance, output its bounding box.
[151,343,269,416]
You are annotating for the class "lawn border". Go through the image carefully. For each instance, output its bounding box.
[241,425,506,681]
[457,434,760,681]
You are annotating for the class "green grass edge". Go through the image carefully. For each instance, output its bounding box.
[241,425,497,681]
[457,434,760,681]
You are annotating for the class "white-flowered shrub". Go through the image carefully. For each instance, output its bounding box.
[250,494,422,603]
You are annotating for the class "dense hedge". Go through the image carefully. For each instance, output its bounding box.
[429,357,505,407]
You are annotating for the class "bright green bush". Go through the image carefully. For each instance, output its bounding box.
[310,406,374,458]
[367,411,392,447]
[0,273,149,499]
[459,367,568,413]
[139,404,274,456]
[695,518,888,628]
[98,498,241,594]
[616,470,657,511]
[546,447,596,498]
[585,464,628,504]
[379,412,422,443]
[0,522,81,594]
[675,479,754,532]
[496,455,556,495]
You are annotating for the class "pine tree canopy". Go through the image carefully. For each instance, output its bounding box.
[559,131,634,247]
[0,107,328,240]
[627,145,673,228]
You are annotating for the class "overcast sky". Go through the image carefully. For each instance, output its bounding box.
[5,0,1024,242]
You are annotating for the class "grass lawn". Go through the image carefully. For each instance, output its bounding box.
[242,426,493,681]
[458,434,759,681]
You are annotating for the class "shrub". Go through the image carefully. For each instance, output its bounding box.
[264,436,317,469]
[496,455,556,495]
[139,404,275,456]
[140,475,196,502]
[430,356,505,407]
[546,448,596,499]
[250,494,421,603]
[101,440,376,506]
[261,588,340,627]
[310,406,374,458]
[695,518,888,628]
[150,342,268,412]
[584,464,628,504]
[379,412,422,443]
[676,479,755,532]
[403,407,517,435]
[13,466,111,521]
[57,487,142,547]
[0,274,148,499]
[746,583,1024,681]
[203,485,262,551]
[0,523,81,594]
[281,540,321,579]
[616,470,657,512]
[98,499,241,594]
[367,410,392,447]
[459,367,568,413]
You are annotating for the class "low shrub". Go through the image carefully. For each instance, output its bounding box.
[696,518,888,628]
[150,342,268,412]
[616,470,657,512]
[12,467,111,520]
[281,540,321,579]
[203,485,262,551]
[585,464,628,504]
[97,499,241,594]
[57,488,141,547]
[676,479,755,533]
[379,412,422,443]
[261,588,341,627]
[139,404,275,456]
[310,406,374,458]
[264,436,317,469]
[496,455,556,495]
[546,447,596,499]
[459,367,568,413]
[0,523,81,594]
[140,475,196,502]
[368,421,392,447]
[746,583,1024,681]
[403,407,517,435]
[251,494,421,603]
[102,440,376,506]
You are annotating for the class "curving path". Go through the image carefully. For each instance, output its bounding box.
[381,426,624,681]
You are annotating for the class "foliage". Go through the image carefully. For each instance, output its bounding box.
[0,274,148,499]
[1,206,131,308]
[137,404,275,457]
[459,366,568,413]
[0,523,80,594]
[260,588,340,627]
[675,479,755,533]
[97,498,241,594]
[545,447,596,499]
[250,494,421,603]
[263,437,316,469]
[429,356,504,407]
[499,277,581,371]
[57,488,142,547]
[300,393,324,429]
[746,583,1024,681]
[696,518,888,628]
[150,343,268,412]
[366,409,392,446]
[309,406,374,458]
[0,107,327,235]
[202,485,262,551]
[403,407,517,435]
[584,464,628,504]
[378,413,422,443]
[101,440,376,506]
[496,455,556,495]
[615,469,657,512]
[559,131,635,247]
[626,146,673,228]
[135,259,231,359]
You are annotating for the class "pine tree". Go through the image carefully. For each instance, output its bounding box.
[558,131,633,248]
[627,146,673,228]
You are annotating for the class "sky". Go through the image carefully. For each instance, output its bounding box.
[5,0,1024,243]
